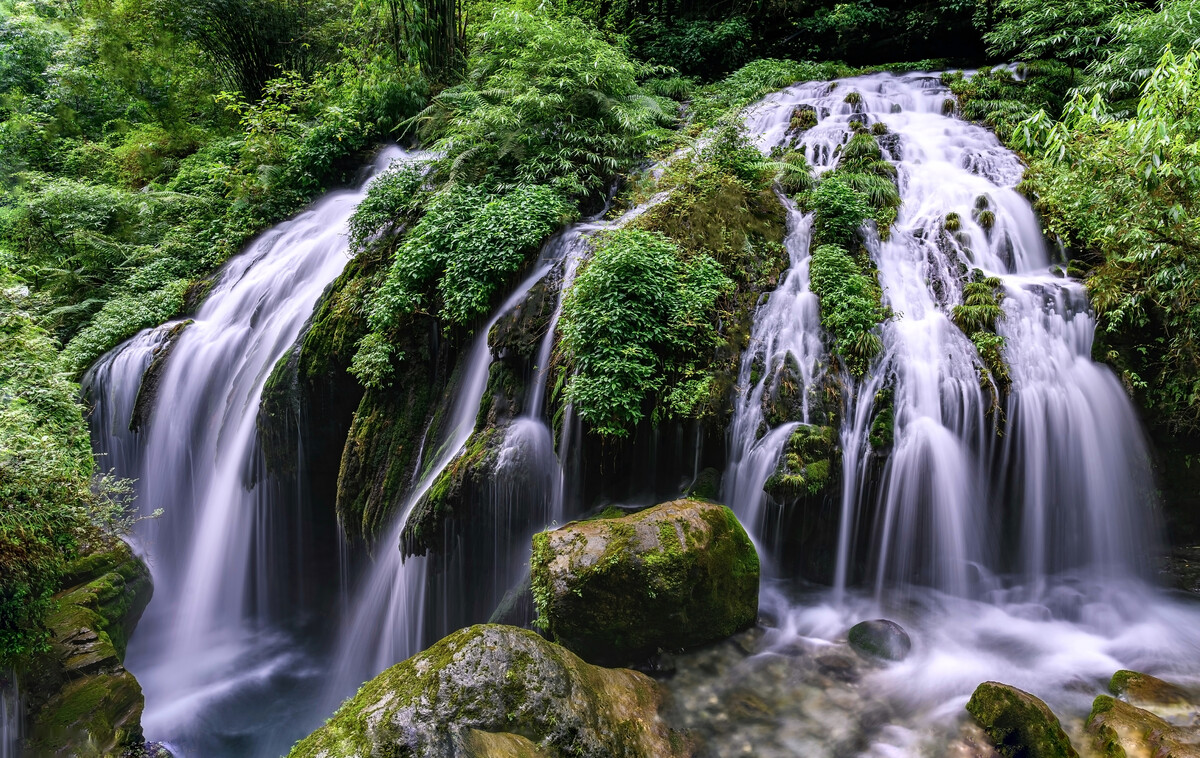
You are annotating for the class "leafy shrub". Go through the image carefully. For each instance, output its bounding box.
[347,163,427,253]
[631,15,752,81]
[0,272,133,665]
[809,243,886,377]
[416,9,667,200]
[558,228,731,436]
[691,58,850,125]
[809,173,874,247]
[361,180,572,382]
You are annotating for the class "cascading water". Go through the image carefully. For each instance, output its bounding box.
[83,146,419,756]
[683,71,1200,756]
[320,194,667,714]
[0,673,18,758]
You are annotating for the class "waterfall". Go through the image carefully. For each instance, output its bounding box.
[0,673,18,758]
[731,71,1158,596]
[321,193,668,713]
[83,146,419,756]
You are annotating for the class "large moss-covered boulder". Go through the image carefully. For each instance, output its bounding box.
[965,682,1079,758]
[530,500,759,664]
[287,624,688,758]
[1087,694,1200,758]
[23,540,153,757]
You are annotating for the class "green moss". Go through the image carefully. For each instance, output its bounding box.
[966,682,1079,758]
[809,243,887,377]
[766,424,836,500]
[530,501,758,663]
[869,392,895,450]
[944,212,962,232]
[402,425,501,558]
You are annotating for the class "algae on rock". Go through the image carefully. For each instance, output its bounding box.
[530,499,759,665]
[22,541,153,758]
[966,681,1079,758]
[287,624,687,758]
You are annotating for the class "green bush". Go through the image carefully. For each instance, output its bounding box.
[416,9,668,200]
[809,243,886,377]
[810,173,874,247]
[558,228,731,437]
[0,270,132,665]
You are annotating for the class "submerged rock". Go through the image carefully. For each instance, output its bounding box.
[288,624,688,758]
[965,682,1079,758]
[1087,694,1200,758]
[847,619,911,662]
[23,540,153,757]
[530,499,759,664]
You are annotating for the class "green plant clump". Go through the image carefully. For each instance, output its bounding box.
[808,243,887,377]
[558,228,731,437]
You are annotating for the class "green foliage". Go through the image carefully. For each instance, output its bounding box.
[416,9,667,200]
[347,163,427,253]
[984,0,1133,70]
[808,243,886,377]
[1080,0,1200,110]
[1016,47,1200,433]
[0,270,133,666]
[943,64,1073,140]
[558,228,731,437]
[691,58,850,126]
[366,182,570,335]
[629,15,752,81]
[809,173,874,247]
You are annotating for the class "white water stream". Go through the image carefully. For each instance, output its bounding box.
[701,71,1200,756]
[77,69,1200,758]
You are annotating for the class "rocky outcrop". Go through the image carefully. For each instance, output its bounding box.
[530,500,759,664]
[965,682,1078,758]
[22,540,153,758]
[287,624,688,758]
[1087,694,1200,758]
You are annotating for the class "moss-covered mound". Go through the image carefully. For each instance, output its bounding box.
[966,681,1079,758]
[23,540,153,758]
[287,624,687,758]
[765,424,836,502]
[1109,670,1194,710]
[530,499,759,664]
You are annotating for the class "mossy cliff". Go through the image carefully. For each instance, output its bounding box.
[530,500,759,665]
[21,540,153,758]
[287,624,688,758]
[401,272,559,560]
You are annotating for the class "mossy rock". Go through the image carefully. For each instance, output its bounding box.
[530,499,759,664]
[847,619,911,662]
[1109,670,1194,710]
[1087,694,1200,758]
[287,624,687,758]
[764,424,836,503]
[966,682,1079,758]
[24,541,152,757]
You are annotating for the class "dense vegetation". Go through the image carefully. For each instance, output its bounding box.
[5,0,1200,667]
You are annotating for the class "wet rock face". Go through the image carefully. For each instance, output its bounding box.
[1087,694,1200,758]
[288,624,688,758]
[965,682,1079,758]
[1109,670,1194,710]
[847,619,911,662]
[530,500,759,665]
[23,541,153,758]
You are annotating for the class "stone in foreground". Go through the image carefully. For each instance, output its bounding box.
[23,540,153,758]
[1088,694,1200,758]
[288,624,688,758]
[847,619,911,661]
[966,681,1079,758]
[530,499,759,664]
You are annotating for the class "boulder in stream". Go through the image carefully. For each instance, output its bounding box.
[1087,694,1200,758]
[847,619,911,662]
[287,624,688,758]
[530,499,759,664]
[966,681,1079,758]
[1109,670,1194,709]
